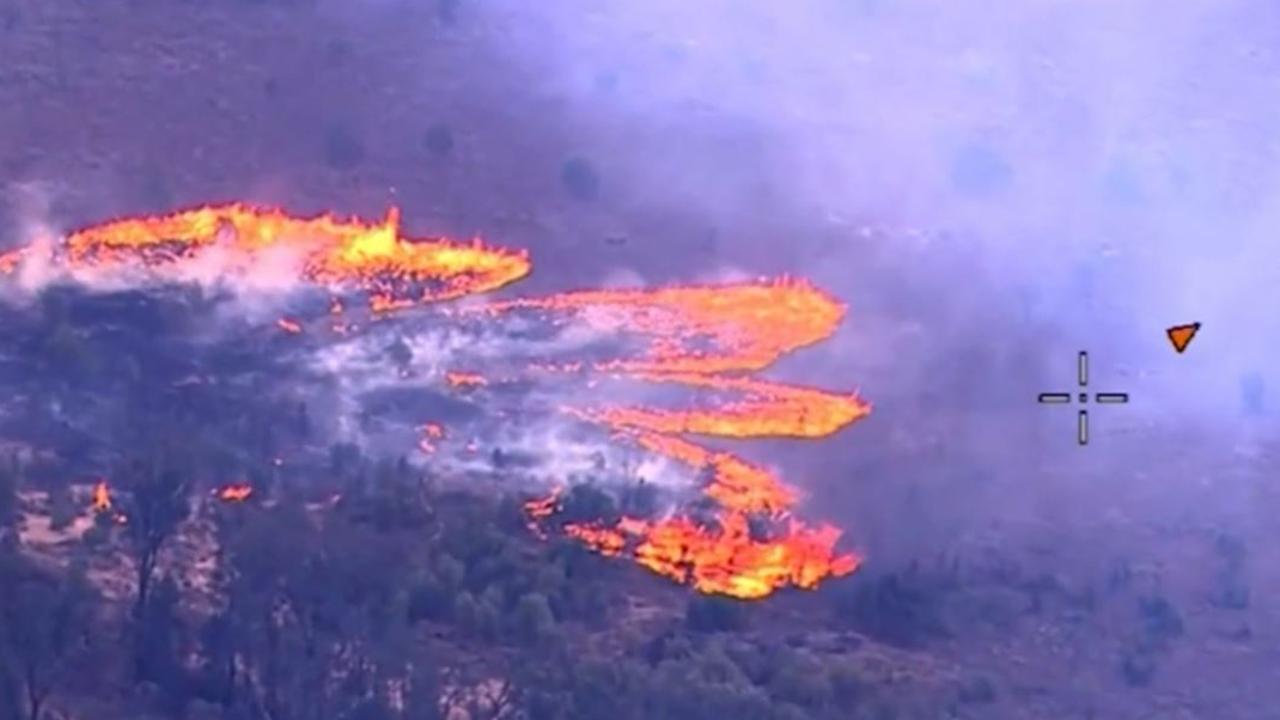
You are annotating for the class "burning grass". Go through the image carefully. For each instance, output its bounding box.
[3,203,872,600]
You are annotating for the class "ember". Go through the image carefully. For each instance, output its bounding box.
[0,248,20,275]
[445,371,487,388]
[419,423,446,454]
[217,484,254,502]
[91,480,112,513]
[90,480,128,525]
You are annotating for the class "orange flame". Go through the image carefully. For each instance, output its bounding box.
[567,373,871,439]
[91,481,112,513]
[5,204,867,600]
[523,491,560,522]
[0,248,21,275]
[216,484,254,502]
[445,371,487,388]
[480,277,843,374]
[507,279,868,599]
[418,422,446,454]
[90,480,128,524]
[61,204,531,309]
[567,514,857,599]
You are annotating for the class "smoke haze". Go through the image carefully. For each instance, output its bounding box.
[467,0,1278,417]
[401,0,1280,573]
[3,0,1276,580]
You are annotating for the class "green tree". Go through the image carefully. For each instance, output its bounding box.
[434,553,465,593]
[450,591,477,635]
[46,486,76,533]
[766,651,833,710]
[386,337,413,368]
[513,593,555,646]
[40,320,97,378]
[0,461,16,535]
[686,595,749,633]
[0,555,96,720]
[119,458,191,680]
[408,572,452,623]
[475,588,502,641]
[560,484,618,526]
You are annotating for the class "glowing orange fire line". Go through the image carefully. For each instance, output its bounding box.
[479,277,845,374]
[58,203,532,309]
[216,484,254,502]
[4,204,867,600]
[445,371,487,388]
[566,372,871,439]
[498,282,870,598]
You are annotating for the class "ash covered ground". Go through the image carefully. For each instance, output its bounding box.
[1,2,1279,719]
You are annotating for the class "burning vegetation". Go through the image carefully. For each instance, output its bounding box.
[215,483,254,502]
[90,480,128,525]
[55,204,532,308]
[2,203,870,599]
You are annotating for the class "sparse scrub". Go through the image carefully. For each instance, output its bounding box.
[1137,594,1183,648]
[837,564,952,647]
[1120,649,1157,687]
[514,592,556,645]
[48,485,77,531]
[1210,572,1250,610]
[1211,531,1250,610]
[686,594,750,633]
[1214,531,1247,569]
[766,650,834,709]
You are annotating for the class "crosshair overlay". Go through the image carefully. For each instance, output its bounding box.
[1037,351,1130,445]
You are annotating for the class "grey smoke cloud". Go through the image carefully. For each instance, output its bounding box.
[421,0,1280,575]
[468,0,1279,430]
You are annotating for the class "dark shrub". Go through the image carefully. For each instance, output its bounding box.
[1120,650,1156,687]
[686,595,749,633]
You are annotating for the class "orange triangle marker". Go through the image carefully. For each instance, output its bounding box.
[1166,322,1200,353]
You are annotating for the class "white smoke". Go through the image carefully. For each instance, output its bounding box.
[466,0,1280,434]
[422,1,1280,589]
[301,306,696,498]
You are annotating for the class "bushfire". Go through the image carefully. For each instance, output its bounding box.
[91,480,112,513]
[90,481,128,525]
[6,203,870,600]
[58,204,532,308]
[216,484,254,502]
